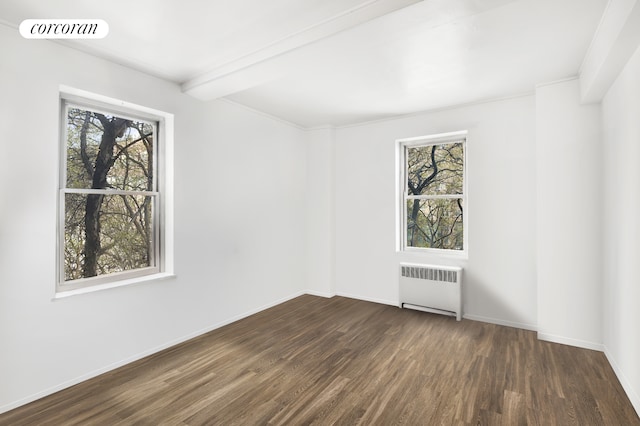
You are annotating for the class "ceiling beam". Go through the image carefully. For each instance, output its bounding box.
[182,0,422,100]
[579,0,640,103]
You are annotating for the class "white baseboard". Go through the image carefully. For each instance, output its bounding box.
[0,290,306,415]
[329,296,538,332]
[335,291,398,307]
[7,290,631,418]
[537,332,604,352]
[305,289,335,298]
[463,313,537,332]
[604,346,640,418]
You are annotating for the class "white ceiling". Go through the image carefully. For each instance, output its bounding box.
[0,0,608,128]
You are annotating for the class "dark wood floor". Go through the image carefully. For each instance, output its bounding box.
[1,295,638,425]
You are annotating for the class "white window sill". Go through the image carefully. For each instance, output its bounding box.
[53,272,176,300]
[399,248,469,260]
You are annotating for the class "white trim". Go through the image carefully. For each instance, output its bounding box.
[57,86,175,294]
[305,289,336,298]
[332,294,538,332]
[604,346,640,417]
[324,292,539,333]
[0,290,306,415]
[181,0,421,99]
[218,98,306,130]
[335,291,397,307]
[305,124,337,131]
[535,75,579,89]
[463,314,537,332]
[63,188,159,196]
[60,86,172,120]
[395,138,402,252]
[224,92,535,131]
[406,194,464,200]
[0,27,178,84]
[537,332,604,352]
[335,92,534,130]
[161,111,175,275]
[0,18,18,29]
[63,99,161,127]
[54,272,175,299]
[578,0,640,103]
[58,263,162,292]
[396,132,467,255]
[396,130,467,145]
[578,0,612,75]
[401,246,469,258]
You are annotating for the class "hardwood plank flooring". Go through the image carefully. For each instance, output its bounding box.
[1,295,638,425]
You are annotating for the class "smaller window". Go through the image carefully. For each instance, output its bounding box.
[397,132,467,254]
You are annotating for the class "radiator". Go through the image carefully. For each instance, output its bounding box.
[399,263,462,321]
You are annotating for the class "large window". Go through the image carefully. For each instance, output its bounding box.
[397,131,467,254]
[58,88,173,294]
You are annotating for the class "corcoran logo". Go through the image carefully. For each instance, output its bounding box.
[19,19,109,39]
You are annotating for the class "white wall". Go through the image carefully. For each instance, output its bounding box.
[0,24,307,413]
[2,10,638,417]
[332,96,538,329]
[535,78,603,350]
[305,128,335,297]
[602,44,640,414]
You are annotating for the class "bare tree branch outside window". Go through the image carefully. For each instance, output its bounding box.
[405,141,464,250]
[64,107,156,281]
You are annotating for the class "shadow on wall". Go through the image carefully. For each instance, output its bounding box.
[461,267,537,330]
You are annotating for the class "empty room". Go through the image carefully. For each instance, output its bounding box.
[1,0,639,424]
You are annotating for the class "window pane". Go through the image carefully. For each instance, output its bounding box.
[406,199,463,250]
[64,193,155,281]
[66,107,154,191]
[407,142,463,195]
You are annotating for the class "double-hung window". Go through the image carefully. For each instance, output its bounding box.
[58,87,173,294]
[398,131,467,254]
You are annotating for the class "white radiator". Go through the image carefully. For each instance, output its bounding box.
[399,263,462,321]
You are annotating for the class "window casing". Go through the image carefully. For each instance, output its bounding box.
[57,88,173,294]
[397,131,467,255]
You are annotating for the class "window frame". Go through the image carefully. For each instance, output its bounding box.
[56,86,174,296]
[396,131,468,257]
